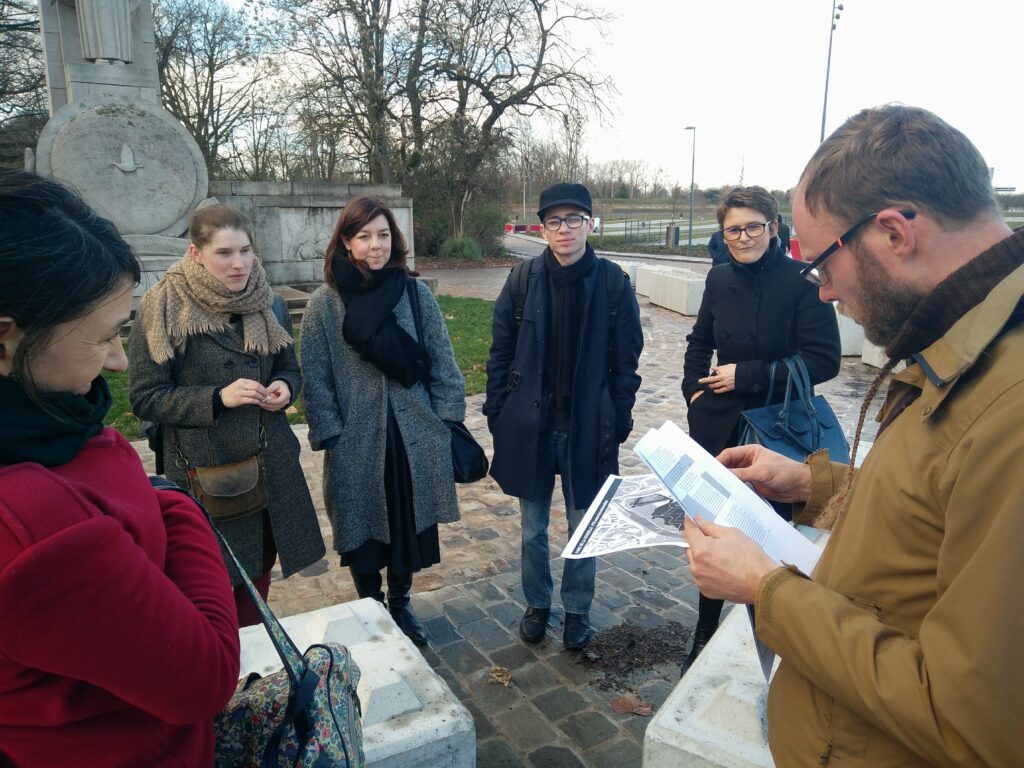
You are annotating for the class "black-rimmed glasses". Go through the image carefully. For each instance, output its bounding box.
[722,222,769,241]
[543,214,590,231]
[800,209,916,286]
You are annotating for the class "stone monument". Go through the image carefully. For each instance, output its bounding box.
[32,0,207,294]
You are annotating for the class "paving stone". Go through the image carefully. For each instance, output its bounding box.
[546,651,596,686]
[432,663,470,700]
[442,595,488,625]
[463,579,506,605]
[557,710,620,750]
[461,697,497,740]
[498,703,560,751]
[410,593,443,620]
[636,547,688,570]
[600,567,646,593]
[470,527,502,541]
[466,666,528,715]
[488,600,526,629]
[503,661,561,697]
[460,616,516,652]
[622,605,668,629]
[297,559,329,576]
[586,737,643,768]
[423,614,464,646]
[638,566,685,593]
[593,585,632,610]
[477,737,527,768]
[603,550,649,574]
[527,745,586,768]
[629,587,679,610]
[621,711,651,742]
[489,643,539,671]
[587,603,622,631]
[531,688,589,722]
[638,677,677,709]
[435,639,491,675]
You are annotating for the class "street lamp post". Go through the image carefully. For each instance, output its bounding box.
[685,125,696,258]
[820,0,844,143]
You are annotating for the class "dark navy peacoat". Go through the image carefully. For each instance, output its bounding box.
[484,248,643,509]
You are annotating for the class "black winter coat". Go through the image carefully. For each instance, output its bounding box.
[681,245,841,455]
[484,248,644,508]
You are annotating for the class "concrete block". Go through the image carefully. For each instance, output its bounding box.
[608,258,642,286]
[861,340,888,368]
[232,180,295,196]
[643,606,773,768]
[239,599,475,768]
[636,266,705,315]
[207,180,233,195]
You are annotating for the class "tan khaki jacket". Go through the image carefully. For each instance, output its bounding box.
[755,258,1024,766]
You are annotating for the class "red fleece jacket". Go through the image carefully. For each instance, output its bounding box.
[0,428,240,767]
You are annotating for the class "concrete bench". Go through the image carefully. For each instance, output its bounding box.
[834,305,865,357]
[238,598,475,767]
[635,265,705,315]
[643,527,829,767]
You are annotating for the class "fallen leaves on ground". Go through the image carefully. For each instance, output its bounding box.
[610,692,654,717]
[488,666,512,687]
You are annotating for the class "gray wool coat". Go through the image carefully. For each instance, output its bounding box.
[300,280,465,554]
[128,299,325,585]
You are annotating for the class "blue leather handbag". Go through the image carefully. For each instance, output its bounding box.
[738,356,850,464]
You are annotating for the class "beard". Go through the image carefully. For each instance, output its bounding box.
[851,245,925,348]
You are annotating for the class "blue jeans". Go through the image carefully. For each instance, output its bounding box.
[519,430,595,615]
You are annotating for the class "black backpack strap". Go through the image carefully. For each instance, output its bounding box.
[602,258,626,371]
[511,259,531,331]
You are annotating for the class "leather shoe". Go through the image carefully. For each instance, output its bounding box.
[519,606,550,644]
[680,626,716,678]
[563,612,596,650]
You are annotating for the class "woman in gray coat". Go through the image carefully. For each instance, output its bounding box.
[301,196,465,646]
[129,204,324,627]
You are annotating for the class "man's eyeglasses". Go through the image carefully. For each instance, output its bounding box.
[722,222,769,241]
[543,214,590,231]
[800,209,916,287]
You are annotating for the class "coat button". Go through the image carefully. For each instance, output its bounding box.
[533,400,540,408]
[224,360,234,367]
[746,333,755,342]
[729,287,738,295]
[753,289,761,298]
[248,360,258,368]
[723,331,731,339]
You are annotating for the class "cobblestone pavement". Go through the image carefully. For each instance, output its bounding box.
[137,263,881,767]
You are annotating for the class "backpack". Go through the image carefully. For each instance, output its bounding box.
[509,257,627,372]
[141,295,291,473]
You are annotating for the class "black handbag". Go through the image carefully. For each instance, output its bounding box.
[406,280,489,483]
[739,355,850,463]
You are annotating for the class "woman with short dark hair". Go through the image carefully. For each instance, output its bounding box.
[680,185,841,672]
[0,169,240,765]
[129,203,324,627]
[300,197,465,646]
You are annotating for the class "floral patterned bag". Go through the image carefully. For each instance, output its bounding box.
[210,525,365,768]
[147,476,365,768]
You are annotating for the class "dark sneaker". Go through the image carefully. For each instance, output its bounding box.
[519,606,551,644]
[563,612,596,650]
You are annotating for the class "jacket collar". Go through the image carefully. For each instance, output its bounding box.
[893,260,1024,418]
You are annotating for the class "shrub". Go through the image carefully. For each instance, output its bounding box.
[439,235,484,262]
[463,204,508,257]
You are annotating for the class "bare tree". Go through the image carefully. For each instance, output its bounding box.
[0,0,46,167]
[153,0,277,175]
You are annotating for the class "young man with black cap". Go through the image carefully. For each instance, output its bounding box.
[484,182,643,649]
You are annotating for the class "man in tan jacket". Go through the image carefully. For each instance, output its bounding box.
[684,105,1024,767]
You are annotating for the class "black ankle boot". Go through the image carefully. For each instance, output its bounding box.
[680,626,717,678]
[349,567,385,603]
[387,571,428,646]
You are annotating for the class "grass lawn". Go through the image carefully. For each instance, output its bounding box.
[102,294,495,438]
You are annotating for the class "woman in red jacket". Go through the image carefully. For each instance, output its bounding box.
[0,169,241,766]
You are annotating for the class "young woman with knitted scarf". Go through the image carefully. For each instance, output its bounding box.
[129,204,324,627]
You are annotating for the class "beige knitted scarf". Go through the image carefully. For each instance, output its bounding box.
[140,253,292,364]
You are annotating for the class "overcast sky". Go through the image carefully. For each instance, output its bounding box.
[576,0,1022,192]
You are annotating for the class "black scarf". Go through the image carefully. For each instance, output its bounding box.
[330,259,428,388]
[545,245,596,430]
[0,376,112,467]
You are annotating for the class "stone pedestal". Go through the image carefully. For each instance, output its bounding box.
[239,599,475,768]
